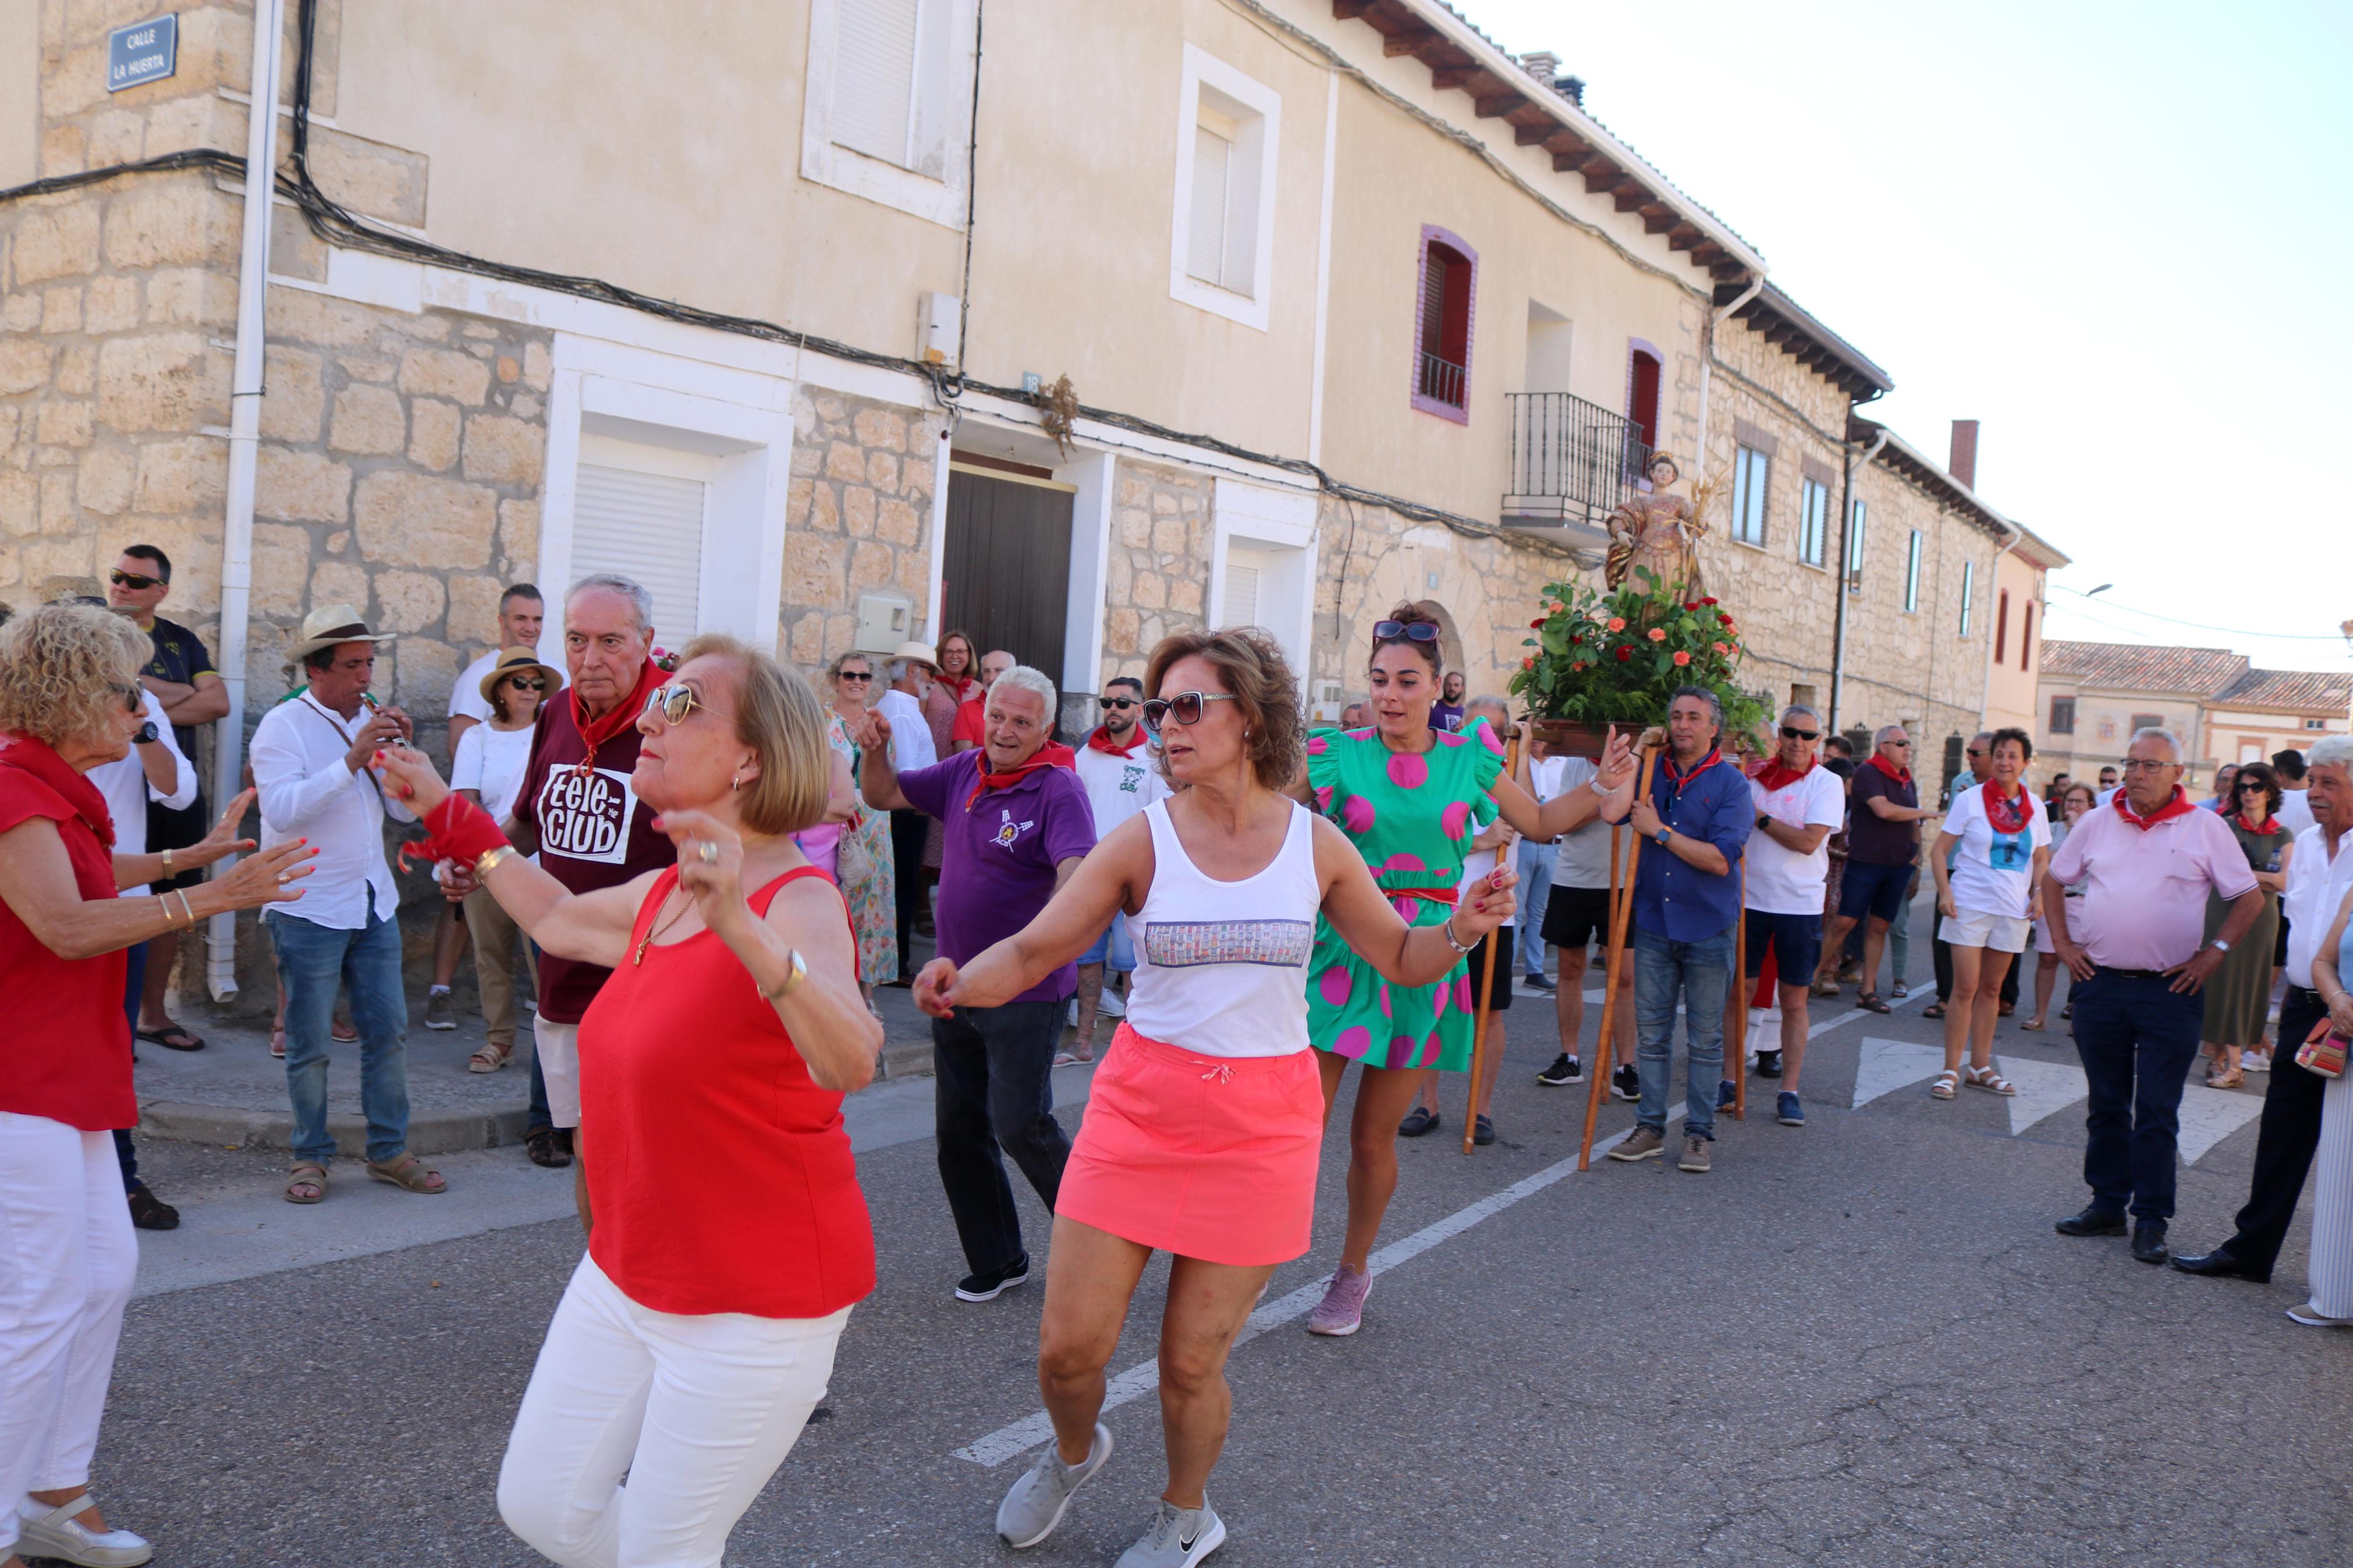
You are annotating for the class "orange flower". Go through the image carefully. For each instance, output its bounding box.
[1549,599,1566,613]
[1646,627,1667,642]
[1606,617,1626,632]
[1672,650,1691,666]
[1712,641,1730,654]
[1521,655,1535,669]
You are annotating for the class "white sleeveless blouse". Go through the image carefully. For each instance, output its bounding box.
[1121,799,1320,1058]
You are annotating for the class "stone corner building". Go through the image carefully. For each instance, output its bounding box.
[3,0,2050,1004]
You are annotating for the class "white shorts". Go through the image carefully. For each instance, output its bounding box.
[534,1015,581,1130]
[1947,906,2032,954]
[2032,898,2087,956]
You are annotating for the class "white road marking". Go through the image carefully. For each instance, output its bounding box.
[1999,1054,2091,1135]
[1852,1038,1946,1107]
[2177,1082,2267,1165]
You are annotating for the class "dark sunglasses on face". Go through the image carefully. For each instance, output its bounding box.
[1781,726,1819,741]
[836,671,872,682]
[1144,691,1240,730]
[114,682,143,714]
[1104,698,1141,710]
[507,675,545,691]
[109,568,164,591]
[1371,620,1441,646]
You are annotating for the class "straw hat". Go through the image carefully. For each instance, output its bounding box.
[287,604,396,662]
[477,646,565,705]
[890,639,940,671]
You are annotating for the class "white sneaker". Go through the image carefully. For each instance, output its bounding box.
[2243,1050,2272,1074]
[15,1495,153,1566]
[1099,986,1127,1019]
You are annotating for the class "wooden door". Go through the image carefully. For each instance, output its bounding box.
[942,470,1072,685]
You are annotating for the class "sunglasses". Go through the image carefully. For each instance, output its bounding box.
[2237,780,2267,792]
[1104,698,1141,710]
[1143,691,1240,730]
[109,568,164,591]
[506,675,545,691]
[836,671,873,682]
[1780,726,1819,741]
[1884,738,1912,747]
[113,681,143,714]
[643,682,722,727]
[1371,620,1442,646]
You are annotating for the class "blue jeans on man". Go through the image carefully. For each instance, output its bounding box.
[1632,923,1734,1141]
[267,910,412,1165]
[1514,836,1554,979]
[2068,968,2204,1222]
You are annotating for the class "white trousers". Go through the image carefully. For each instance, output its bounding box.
[0,1113,138,1559]
[535,1015,582,1130]
[2310,1072,2353,1319]
[496,1255,850,1568]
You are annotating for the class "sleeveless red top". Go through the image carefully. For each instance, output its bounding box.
[578,866,876,1318]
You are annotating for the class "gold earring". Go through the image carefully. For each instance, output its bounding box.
[732,770,744,791]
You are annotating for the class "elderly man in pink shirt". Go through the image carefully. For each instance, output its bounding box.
[2044,727,2265,1264]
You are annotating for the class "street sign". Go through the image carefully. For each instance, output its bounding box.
[107,14,178,93]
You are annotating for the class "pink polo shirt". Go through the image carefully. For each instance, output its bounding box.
[2046,802,2258,971]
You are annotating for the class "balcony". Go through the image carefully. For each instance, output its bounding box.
[1502,390,1652,534]
[1417,351,1467,412]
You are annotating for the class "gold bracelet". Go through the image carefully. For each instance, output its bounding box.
[161,847,175,876]
[173,889,198,929]
[476,845,516,878]
[758,947,808,1003]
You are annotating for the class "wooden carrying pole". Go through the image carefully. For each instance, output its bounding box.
[1580,743,1659,1169]
[1731,858,1748,1121]
[1463,724,1525,1154]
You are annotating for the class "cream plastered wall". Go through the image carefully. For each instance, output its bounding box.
[1983,549,2045,738]
[0,0,37,190]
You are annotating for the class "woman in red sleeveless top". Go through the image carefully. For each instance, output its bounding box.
[373,633,882,1568]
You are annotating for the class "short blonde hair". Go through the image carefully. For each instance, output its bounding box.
[676,633,831,837]
[0,603,149,748]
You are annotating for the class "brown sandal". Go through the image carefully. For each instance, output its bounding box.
[468,1040,513,1073]
[366,1153,448,1195]
[285,1162,328,1204]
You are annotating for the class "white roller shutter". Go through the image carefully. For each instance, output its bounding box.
[572,464,706,644]
[1223,550,1262,630]
[833,0,920,167]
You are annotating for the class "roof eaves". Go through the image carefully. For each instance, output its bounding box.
[2009,525,2071,571]
[1728,281,1894,401]
[1850,417,2014,543]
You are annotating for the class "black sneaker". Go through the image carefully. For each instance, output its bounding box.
[956,1254,1031,1303]
[1522,972,1556,993]
[1755,1050,1783,1079]
[1535,1053,1584,1086]
[1612,1064,1640,1102]
[126,1184,179,1231]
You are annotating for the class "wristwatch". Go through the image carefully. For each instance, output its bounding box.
[134,721,158,745]
[2209,938,2231,955]
[1654,827,1672,849]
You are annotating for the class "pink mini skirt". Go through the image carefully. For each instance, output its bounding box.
[1057,1023,1325,1267]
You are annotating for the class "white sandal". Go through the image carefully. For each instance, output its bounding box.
[14,1492,153,1566]
[1964,1063,2017,1097]
[1929,1069,1960,1100]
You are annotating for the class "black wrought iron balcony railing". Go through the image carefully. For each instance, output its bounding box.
[1417,351,1467,410]
[1503,390,1652,529]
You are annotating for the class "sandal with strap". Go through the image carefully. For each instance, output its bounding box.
[367,1153,448,1194]
[1929,1069,1960,1100]
[269,1026,287,1059]
[1857,992,1892,1015]
[1922,1002,1947,1020]
[1965,1064,2018,1097]
[468,1040,513,1073]
[1811,978,1842,998]
[285,1162,328,1204]
[13,1491,151,1566]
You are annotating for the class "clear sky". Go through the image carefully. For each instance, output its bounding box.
[1461,0,2353,675]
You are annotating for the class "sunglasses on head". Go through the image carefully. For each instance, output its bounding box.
[1104,697,1141,710]
[643,682,716,727]
[1780,726,1818,741]
[1143,691,1240,731]
[109,568,163,591]
[1371,620,1441,646]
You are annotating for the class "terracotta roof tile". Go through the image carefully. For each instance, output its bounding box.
[2214,668,2353,714]
[2039,640,2249,695]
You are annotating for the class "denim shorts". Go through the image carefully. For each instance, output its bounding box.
[1080,915,1135,972]
[1744,910,1822,982]
[1838,859,1915,925]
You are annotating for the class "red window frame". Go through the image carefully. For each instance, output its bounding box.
[1410,224,1478,424]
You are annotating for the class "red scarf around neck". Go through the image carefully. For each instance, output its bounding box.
[1660,745,1723,799]
[0,731,115,849]
[2112,785,2196,832]
[966,741,1078,809]
[2233,810,2283,837]
[1085,724,1148,758]
[1866,752,1911,785]
[1981,779,2031,835]
[936,673,977,705]
[1751,754,1817,794]
[569,659,661,776]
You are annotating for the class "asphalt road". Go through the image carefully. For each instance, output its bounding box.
[90,962,2351,1567]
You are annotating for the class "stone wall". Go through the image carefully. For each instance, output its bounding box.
[1098,458,1210,688]
[1838,458,1999,765]
[780,389,940,680]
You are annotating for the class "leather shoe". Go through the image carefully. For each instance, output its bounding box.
[2130,1223,2170,1264]
[2171,1247,2270,1284]
[2054,1206,2127,1237]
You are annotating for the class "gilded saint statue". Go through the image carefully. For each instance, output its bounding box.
[1603,451,1708,602]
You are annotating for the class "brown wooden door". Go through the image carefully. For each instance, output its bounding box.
[942,470,1071,684]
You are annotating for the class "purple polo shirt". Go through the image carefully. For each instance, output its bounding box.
[898,749,1098,1004]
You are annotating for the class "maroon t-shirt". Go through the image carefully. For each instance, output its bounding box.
[516,700,674,1022]
[1847,764,1921,867]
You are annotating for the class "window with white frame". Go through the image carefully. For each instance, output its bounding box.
[1209,478,1316,674]
[1960,559,1976,636]
[1904,528,1923,611]
[1845,497,1866,589]
[1798,477,1829,567]
[1730,445,1769,546]
[800,0,977,229]
[572,457,708,641]
[1169,46,1281,331]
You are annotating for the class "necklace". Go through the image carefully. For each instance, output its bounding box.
[632,884,695,965]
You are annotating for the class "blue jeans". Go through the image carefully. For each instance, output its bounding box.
[1514,837,1553,977]
[2069,969,2203,1222]
[1633,923,1734,1140]
[1079,914,1134,972]
[267,910,411,1165]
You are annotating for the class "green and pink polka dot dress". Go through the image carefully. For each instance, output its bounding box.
[1306,717,1504,1072]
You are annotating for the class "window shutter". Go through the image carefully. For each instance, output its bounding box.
[572,464,707,644]
[1187,125,1231,286]
[2020,603,2033,670]
[1223,556,1261,629]
[832,0,920,168]
[1419,245,1447,356]
[1995,590,2010,662]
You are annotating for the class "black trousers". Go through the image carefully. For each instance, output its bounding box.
[890,808,930,975]
[932,1000,1073,1275]
[1932,906,2020,1007]
[2070,969,2203,1222]
[2221,986,2331,1274]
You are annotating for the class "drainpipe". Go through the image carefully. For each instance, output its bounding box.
[1827,424,1889,733]
[1691,271,1765,475]
[204,0,288,1002]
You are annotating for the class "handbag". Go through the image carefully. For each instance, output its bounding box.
[2296,1017,2349,1079]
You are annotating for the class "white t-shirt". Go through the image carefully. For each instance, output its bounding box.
[872,688,938,773]
[1073,739,1166,841]
[1460,837,1516,927]
[1943,783,2055,919]
[1744,765,1848,916]
[449,649,500,727]
[452,722,535,824]
[2277,787,2316,837]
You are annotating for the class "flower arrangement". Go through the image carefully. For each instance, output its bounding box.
[651,645,682,673]
[1509,568,1771,736]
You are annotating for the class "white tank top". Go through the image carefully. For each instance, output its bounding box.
[1122,798,1320,1058]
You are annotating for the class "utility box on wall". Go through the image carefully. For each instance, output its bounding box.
[917,292,960,365]
[856,593,913,655]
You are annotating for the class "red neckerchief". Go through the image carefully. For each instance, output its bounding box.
[936,673,976,705]
[1660,746,1723,801]
[965,741,1078,809]
[1866,752,1911,785]
[1085,725,1148,758]
[1981,780,2031,835]
[2232,811,2283,837]
[2112,785,2196,832]
[1751,755,1816,794]
[0,731,115,849]
[569,659,661,778]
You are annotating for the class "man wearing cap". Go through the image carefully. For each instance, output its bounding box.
[251,606,445,1203]
[878,642,942,980]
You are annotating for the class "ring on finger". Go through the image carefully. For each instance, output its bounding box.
[697,841,719,865]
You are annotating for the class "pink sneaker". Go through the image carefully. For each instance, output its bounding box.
[1306,1264,1372,1336]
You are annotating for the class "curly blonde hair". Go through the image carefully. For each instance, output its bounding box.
[0,603,148,748]
[1144,627,1305,791]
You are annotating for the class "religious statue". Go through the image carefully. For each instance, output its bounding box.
[1603,451,1708,602]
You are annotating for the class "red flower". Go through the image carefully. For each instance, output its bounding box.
[1672,650,1691,667]
[1712,641,1731,654]
[1719,613,1735,627]
[1684,601,1701,611]
[1614,646,1633,662]
[1529,617,1546,629]
[1702,597,1719,606]
[1521,655,1535,670]
[1568,634,1583,645]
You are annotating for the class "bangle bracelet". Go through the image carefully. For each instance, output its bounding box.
[173,889,198,929]
[1440,913,1474,954]
[161,847,175,876]
[759,947,808,1002]
[477,845,515,878]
